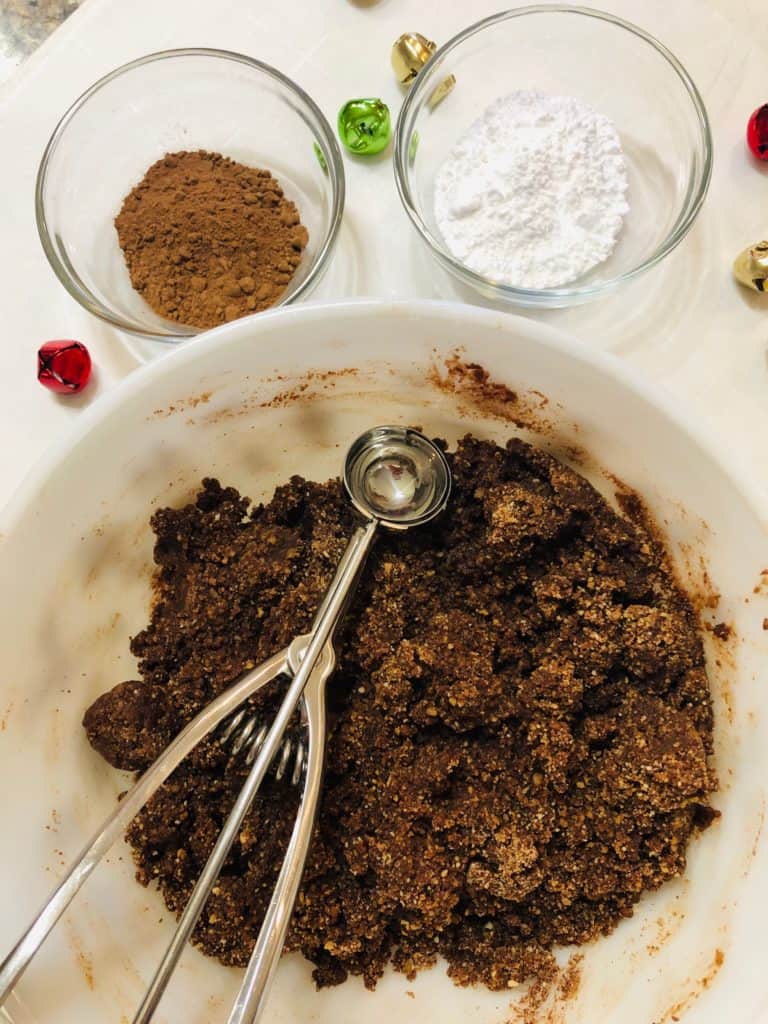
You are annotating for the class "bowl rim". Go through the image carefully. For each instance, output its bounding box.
[393,4,714,303]
[35,46,346,341]
[2,299,765,538]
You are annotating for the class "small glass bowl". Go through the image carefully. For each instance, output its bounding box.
[394,6,712,308]
[36,48,345,341]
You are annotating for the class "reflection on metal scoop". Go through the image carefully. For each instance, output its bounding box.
[344,425,451,526]
[367,455,419,509]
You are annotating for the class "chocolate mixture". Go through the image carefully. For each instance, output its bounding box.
[115,150,308,329]
[84,437,717,990]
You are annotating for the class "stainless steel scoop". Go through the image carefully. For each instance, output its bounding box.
[0,425,451,1024]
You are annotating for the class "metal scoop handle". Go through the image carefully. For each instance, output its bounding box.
[227,519,378,1024]
[133,518,379,1024]
[227,636,331,1024]
[0,647,288,1004]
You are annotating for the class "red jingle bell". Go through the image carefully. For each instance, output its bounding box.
[747,104,768,160]
[37,340,92,394]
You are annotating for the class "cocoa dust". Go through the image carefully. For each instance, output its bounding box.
[115,150,308,329]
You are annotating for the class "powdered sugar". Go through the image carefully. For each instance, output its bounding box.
[434,90,630,289]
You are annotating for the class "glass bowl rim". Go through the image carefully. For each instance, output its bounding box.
[35,46,346,340]
[393,4,713,303]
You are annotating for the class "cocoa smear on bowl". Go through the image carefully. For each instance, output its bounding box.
[114,150,309,329]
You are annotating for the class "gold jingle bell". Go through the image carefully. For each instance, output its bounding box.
[391,32,456,109]
[733,241,768,292]
[391,33,436,86]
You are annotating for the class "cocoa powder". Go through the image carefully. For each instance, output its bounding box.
[115,150,309,329]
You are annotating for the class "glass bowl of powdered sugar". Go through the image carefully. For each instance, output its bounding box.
[394,6,712,308]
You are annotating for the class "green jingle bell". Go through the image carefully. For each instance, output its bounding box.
[337,98,391,156]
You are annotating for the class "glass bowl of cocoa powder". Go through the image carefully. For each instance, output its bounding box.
[36,48,345,341]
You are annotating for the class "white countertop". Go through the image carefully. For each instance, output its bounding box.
[1,0,767,513]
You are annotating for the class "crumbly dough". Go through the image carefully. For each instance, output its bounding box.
[83,436,717,991]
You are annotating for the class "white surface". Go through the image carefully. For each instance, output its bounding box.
[1,300,767,1024]
[0,0,767,512]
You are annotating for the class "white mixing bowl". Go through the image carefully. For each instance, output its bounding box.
[1,301,767,1024]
